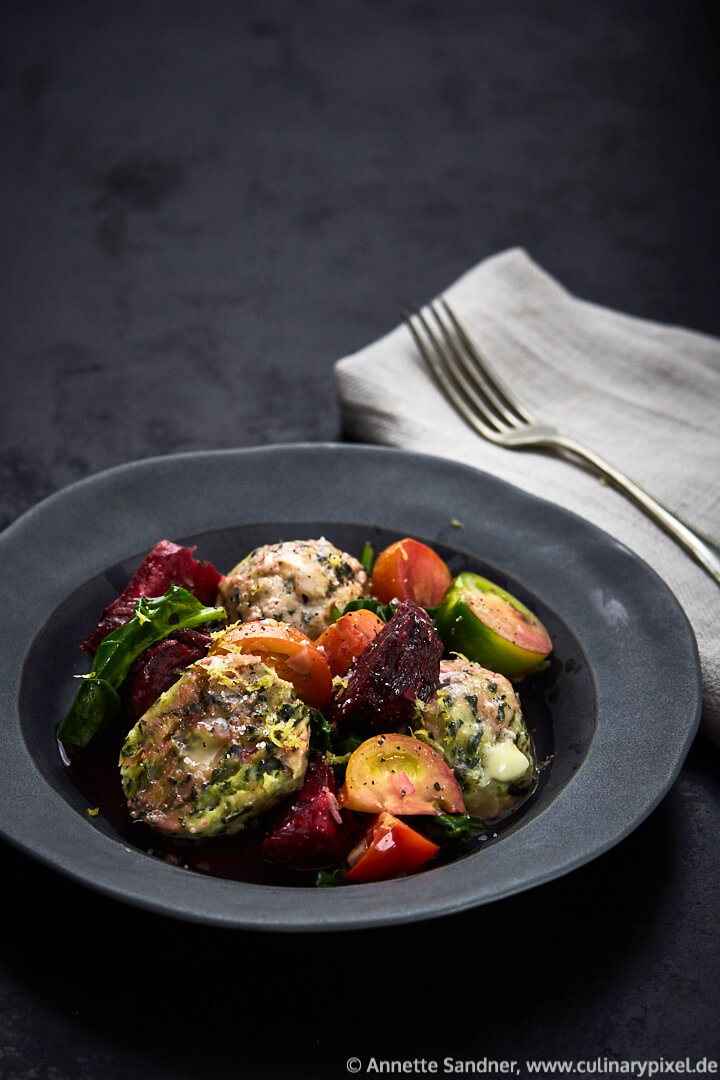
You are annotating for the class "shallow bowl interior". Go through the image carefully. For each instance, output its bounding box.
[0,445,701,930]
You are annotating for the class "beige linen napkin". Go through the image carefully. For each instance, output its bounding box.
[334,249,720,746]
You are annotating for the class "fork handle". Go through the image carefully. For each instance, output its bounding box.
[550,434,720,586]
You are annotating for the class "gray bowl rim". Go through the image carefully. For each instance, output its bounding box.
[0,443,702,931]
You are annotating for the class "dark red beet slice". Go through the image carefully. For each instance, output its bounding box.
[82,540,222,653]
[261,756,356,868]
[125,634,211,719]
[327,598,443,732]
[167,628,215,651]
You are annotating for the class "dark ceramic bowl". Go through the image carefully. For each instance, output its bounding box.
[0,445,701,930]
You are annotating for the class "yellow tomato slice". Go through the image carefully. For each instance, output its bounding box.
[338,733,465,816]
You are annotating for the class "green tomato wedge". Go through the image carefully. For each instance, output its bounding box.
[435,572,552,679]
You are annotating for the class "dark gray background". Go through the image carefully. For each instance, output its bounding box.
[1,2,719,1078]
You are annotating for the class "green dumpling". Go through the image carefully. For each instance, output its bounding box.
[120,651,310,838]
[415,657,535,820]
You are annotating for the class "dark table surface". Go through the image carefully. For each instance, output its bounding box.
[2,3,719,1078]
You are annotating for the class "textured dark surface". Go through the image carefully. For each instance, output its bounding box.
[1,1,719,1078]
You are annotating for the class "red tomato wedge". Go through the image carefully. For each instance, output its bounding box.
[315,609,385,677]
[343,812,440,883]
[210,620,333,708]
[370,538,452,607]
[338,733,465,816]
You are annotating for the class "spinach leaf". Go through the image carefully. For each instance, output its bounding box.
[422,812,487,844]
[333,596,398,623]
[360,541,375,576]
[308,709,334,753]
[315,863,349,887]
[58,586,226,749]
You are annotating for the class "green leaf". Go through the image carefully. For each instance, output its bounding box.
[332,731,365,758]
[58,677,122,748]
[360,541,375,576]
[422,813,486,844]
[308,709,334,753]
[58,586,226,749]
[314,863,349,887]
[334,596,397,623]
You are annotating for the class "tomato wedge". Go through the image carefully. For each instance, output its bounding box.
[343,812,440,883]
[370,538,452,607]
[210,620,333,708]
[315,609,385,677]
[435,572,552,679]
[338,733,465,816]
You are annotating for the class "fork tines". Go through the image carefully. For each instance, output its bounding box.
[404,301,720,586]
[403,300,534,440]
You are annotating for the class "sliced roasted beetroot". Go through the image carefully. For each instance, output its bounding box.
[82,540,222,653]
[166,628,215,652]
[261,756,356,868]
[327,599,443,733]
[126,633,211,719]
